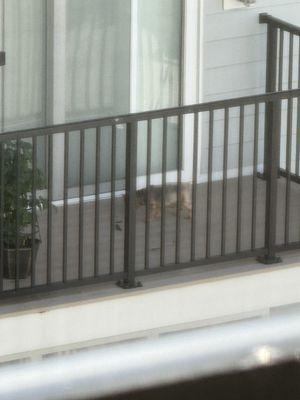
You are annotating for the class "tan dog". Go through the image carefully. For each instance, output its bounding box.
[136,183,192,219]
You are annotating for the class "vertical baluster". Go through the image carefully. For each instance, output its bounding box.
[278,29,284,91]
[252,103,259,251]
[47,135,53,284]
[79,129,85,279]
[237,105,244,253]
[15,139,20,290]
[117,121,141,288]
[191,112,199,261]
[288,34,294,89]
[285,34,294,245]
[277,29,284,182]
[94,127,101,277]
[221,108,229,256]
[145,120,152,269]
[0,142,3,291]
[296,39,300,176]
[63,131,69,283]
[160,117,167,266]
[175,114,183,264]
[31,136,37,287]
[206,110,213,259]
[110,125,116,275]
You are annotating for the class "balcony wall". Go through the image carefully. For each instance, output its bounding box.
[0,252,300,363]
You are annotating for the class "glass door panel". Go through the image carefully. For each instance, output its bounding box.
[65,0,131,122]
[0,0,183,193]
[135,0,182,177]
[65,0,131,189]
[135,0,182,112]
[0,0,46,133]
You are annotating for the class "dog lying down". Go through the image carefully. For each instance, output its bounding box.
[136,183,192,219]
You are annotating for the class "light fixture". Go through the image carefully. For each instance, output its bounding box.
[223,0,256,10]
[239,0,256,6]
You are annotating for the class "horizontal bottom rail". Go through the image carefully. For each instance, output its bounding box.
[1,243,300,299]
[0,272,124,300]
[135,248,267,278]
[275,241,300,252]
[279,168,300,185]
[0,249,267,299]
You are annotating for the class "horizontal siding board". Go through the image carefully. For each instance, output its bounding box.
[200,1,300,177]
[203,61,266,97]
[204,34,266,69]
[204,55,300,98]
[203,2,300,102]
[205,34,299,70]
[205,0,300,15]
[205,4,300,42]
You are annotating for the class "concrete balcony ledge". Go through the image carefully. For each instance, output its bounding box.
[0,250,300,362]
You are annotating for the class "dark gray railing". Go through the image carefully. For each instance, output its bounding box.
[0,14,300,296]
[0,88,300,295]
[260,14,300,248]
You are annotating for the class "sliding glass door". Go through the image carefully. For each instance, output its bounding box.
[134,0,182,179]
[0,0,46,132]
[0,0,183,196]
[65,0,182,190]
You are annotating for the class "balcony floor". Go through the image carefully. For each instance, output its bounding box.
[3,175,300,291]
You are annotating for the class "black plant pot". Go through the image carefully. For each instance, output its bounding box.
[3,239,40,280]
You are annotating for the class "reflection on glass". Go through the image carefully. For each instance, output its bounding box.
[66,0,131,122]
[136,0,182,112]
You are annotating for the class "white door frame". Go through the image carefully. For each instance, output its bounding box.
[135,0,204,190]
[46,0,66,200]
[181,0,203,184]
[47,0,204,201]
[0,0,4,133]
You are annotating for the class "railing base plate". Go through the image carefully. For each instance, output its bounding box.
[116,279,143,289]
[257,255,282,265]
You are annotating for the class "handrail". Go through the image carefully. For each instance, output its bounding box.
[0,309,299,400]
[0,88,300,141]
[259,13,300,35]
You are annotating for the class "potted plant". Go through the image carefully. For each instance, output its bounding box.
[1,139,47,279]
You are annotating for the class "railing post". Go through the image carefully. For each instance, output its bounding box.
[262,15,278,178]
[117,121,142,289]
[258,99,282,265]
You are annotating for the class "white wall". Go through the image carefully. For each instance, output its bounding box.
[203,0,300,102]
[199,0,300,180]
[1,258,300,362]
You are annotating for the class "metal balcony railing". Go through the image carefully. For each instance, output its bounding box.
[260,13,300,246]
[0,15,299,296]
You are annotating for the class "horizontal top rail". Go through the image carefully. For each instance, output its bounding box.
[0,88,300,141]
[259,13,300,35]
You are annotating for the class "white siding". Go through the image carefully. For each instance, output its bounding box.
[198,0,300,179]
[203,0,300,102]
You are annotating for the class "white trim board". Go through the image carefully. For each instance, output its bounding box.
[0,258,300,360]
